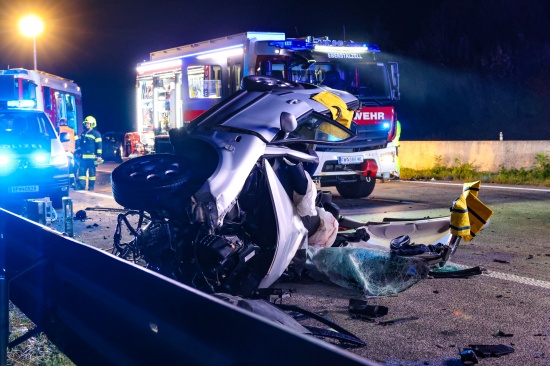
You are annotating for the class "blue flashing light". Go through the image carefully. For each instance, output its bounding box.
[268,40,314,51]
[347,42,381,52]
[311,37,381,52]
[382,122,390,130]
[0,69,29,75]
[7,100,36,109]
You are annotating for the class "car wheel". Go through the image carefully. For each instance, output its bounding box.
[336,177,376,199]
[241,75,304,92]
[111,154,194,211]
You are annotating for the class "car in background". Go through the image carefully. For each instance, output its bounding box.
[0,109,70,209]
[102,131,126,163]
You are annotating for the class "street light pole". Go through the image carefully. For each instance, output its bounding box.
[33,36,37,70]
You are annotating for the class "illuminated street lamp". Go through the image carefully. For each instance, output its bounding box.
[18,15,44,70]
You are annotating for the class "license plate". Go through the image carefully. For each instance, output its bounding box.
[338,155,363,165]
[10,185,39,193]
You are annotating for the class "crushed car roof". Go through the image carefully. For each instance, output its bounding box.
[189,79,360,142]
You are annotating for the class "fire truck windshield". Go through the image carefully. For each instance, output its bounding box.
[288,62,392,101]
[348,63,392,100]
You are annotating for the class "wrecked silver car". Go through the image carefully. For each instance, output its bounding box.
[110,76,493,298]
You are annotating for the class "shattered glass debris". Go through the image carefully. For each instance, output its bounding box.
[428,263,484,278]
[306,246,430,296]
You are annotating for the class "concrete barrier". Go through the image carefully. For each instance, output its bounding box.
[399,141,550,172]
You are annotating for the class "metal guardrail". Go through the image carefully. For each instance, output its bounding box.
[0,208,377,366]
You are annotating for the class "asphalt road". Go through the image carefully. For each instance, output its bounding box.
[53,163,550,365]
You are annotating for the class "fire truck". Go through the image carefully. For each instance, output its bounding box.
[0,68,83,134]
[133,31,400,198]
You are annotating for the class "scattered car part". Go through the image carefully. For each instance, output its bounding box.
[428,266,483,279]
[492,330,513,338]
[275,303,366,348]
[348,299,388,318]
[75,210,87,220]
[377,316,419,326]
[468,344,515,358]
[460,348,479,365]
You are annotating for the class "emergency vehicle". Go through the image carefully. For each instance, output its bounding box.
[133,31,400,198]
[0,68,83,135]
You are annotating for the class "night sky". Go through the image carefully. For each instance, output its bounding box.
[1,0,549,140]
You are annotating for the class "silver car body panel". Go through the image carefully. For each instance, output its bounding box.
[192,131,266,227]
[259,160,308,289]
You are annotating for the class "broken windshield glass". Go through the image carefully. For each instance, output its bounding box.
[306,246,430,296]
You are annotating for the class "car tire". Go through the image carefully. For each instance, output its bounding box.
[336,177,376,199]
[241,75,304,92]
[111,154,194,211]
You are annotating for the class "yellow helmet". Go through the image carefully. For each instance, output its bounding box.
[84,116,97,128]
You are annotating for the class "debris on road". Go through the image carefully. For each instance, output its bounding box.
[468,344,515,358]
[377,316,419,326]
[428,265,483,278]
[492,329,513,338]
[306,246,430,296]
[75,209,87,220]
[348,299,388,318]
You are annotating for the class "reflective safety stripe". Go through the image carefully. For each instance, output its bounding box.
[450,181,493,242]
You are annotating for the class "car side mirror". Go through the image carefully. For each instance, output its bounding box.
[59,131,70,142]
[280,112,297,138]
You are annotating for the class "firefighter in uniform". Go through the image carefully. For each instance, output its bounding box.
[75,116,103,191]
[391,120,401,180]
[57,118,76,186]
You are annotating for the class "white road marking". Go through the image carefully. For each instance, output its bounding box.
[407,180,550,193]
[483,271,550,289]
[450,263,550,289]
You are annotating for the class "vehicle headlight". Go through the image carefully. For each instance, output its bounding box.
[380,151,395,164]
[51,152,68,166]
[33,152,49,164]
[0,154,10,166]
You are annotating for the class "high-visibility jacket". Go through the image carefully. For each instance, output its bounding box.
[59,125,76,153]
[76,128,102,160]
[393,121,401,147]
